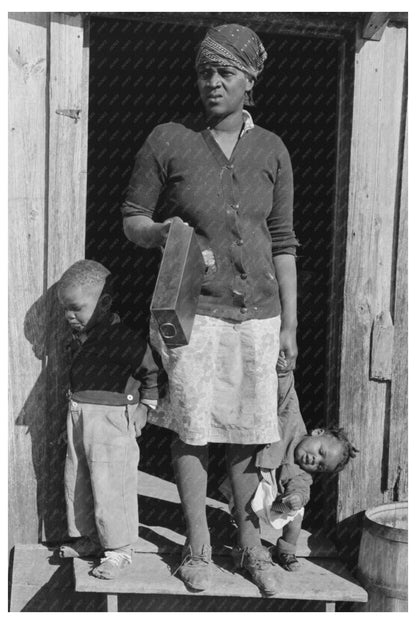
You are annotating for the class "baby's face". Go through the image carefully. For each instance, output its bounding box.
[58,283,103,333]
[294,431,344,474]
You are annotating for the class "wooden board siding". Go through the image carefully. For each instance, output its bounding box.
[388,112,408,501]
[44,13,89,541]
[8,13,49,547]
[338,25,407,521]
[8,13,89,547]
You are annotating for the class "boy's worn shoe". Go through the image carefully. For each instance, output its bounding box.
[91,549,132,580]
[274,550,301,572]
[232,545,279,596]
[173,542,212,592]
[59,536,102,559]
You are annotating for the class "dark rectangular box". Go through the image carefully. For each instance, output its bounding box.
[150,220,205,348]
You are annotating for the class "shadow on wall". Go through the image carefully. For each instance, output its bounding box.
[336,511,366,573]
[16,282,71,543]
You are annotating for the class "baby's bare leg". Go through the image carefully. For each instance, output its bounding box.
[281,512,302,547]
[275,513,303,571]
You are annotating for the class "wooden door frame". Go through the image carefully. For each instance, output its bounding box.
[82,12,359,538]
[85,10,357,429]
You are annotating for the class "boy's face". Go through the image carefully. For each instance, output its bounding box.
[294,430,344,474]
[58,283,110,333]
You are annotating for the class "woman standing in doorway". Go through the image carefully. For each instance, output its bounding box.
[122,24,298,595]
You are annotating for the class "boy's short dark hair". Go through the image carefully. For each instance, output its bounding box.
[58,260,113,297]
[324,427,359,473]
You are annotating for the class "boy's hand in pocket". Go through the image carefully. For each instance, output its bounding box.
[133,404,148,437]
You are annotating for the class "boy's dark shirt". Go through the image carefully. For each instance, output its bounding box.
[68,314,162,405]
[256,371,312,506]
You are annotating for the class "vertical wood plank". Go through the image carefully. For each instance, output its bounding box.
[8,13,49,547]
[370,310,394,381]
[106,594,119,612]
[338,26,407,521]
[47,12,87,284]
[388,112,408,499]
[44,12,89,540]
[323,36,355,539]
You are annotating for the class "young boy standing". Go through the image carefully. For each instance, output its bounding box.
[57,260,162,579]
[253,370,358,571]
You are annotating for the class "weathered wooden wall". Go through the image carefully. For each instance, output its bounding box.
[338,24,407,524]
[9,12,49,546]
[8,12,89,549]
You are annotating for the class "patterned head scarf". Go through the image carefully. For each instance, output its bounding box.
[195,24,267,105]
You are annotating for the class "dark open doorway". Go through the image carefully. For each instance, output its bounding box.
[86,14,341,534]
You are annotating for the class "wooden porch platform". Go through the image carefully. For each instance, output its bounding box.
[74,551,367,612]
[73,471,367,611]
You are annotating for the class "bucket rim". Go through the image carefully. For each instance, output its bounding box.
[364,502,408,542]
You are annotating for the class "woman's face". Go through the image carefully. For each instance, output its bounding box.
[197,64,253,118]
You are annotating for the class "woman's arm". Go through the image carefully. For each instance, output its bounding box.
[123,214,171,249]
[121,127,171,248]
[273,253,298,371]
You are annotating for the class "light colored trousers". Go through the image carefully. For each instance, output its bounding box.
[65,400,140,549]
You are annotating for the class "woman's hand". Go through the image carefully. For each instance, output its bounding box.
[278,326,298,371]
[158,216,190,247]
[123,215,189,248]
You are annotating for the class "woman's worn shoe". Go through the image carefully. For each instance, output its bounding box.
[173,543,212,591]
[59,536,102,559]
[91,550,132,580]
[274,550,301,572]
[232,545,279,596]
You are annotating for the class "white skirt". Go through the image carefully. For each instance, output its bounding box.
[148,314,280,446]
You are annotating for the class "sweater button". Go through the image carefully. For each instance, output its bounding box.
[127,394,133,401]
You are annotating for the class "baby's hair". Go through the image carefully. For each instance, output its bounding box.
[58,259,112,296]
[324,427,359,473]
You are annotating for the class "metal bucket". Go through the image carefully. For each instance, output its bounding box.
[357,502,408,611]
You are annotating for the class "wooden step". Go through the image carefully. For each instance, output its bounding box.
[73,551,367,611]
[10,473,367,611]
[10,542,367,612]
[75,473,366,611]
